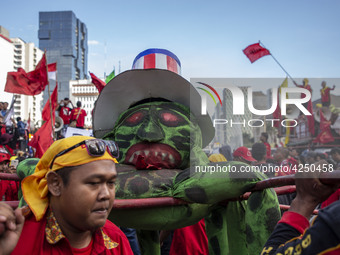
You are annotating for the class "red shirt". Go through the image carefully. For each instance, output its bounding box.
[297,84,312,99]
[0,124,5,135]
[58,106,72,125]
[170,219,208,255]
[275,159,295,176]
[321,189,340,208]
[0,180,8,200]
[263,142,271,158]
[4,180,19,201]
[287,157,298,170]
[70,107,87,128]
[71,238,93,255]
[321,87,332,103]
[0,145,13,156]
[11,211,133,255]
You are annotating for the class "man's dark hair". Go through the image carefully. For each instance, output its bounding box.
[317,153,327,160]
[266,157,276,164]
[251,142,266,161]
[64,97,69,101]
[16,117,21,122]
[307,151,317,159]
[330,148,340,155]
[277,147,289,159]
[76,101,82,107]
[219,145,233,161]
[56,166,78,186]
[261,132,268,140]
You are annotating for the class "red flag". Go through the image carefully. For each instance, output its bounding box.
[90,72,106,93]
[42,84,58,122]
[28,118,54,158]
[48,63,57,80]
[313,109,334,144]
[243,43,270,63]
[4,54,48,95]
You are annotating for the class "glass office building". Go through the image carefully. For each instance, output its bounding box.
[38,11,88,103]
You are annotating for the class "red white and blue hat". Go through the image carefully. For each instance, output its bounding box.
[132,48,181,75]
[93,48,214,147]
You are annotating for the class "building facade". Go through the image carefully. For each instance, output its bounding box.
[0,26,14,104]
[38,11,88,104]
[0,26,44,127]
[11,38,44,126]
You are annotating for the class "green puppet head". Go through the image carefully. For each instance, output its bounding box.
[103,100,204,169]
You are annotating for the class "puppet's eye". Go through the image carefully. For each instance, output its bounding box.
[159,111,185,127]
[124,111,145,126]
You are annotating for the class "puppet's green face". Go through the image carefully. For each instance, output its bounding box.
[103,101,202,169]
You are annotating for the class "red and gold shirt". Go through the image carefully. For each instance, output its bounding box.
[12,210,133,255]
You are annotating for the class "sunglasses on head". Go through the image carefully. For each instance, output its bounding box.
[49,139,119,169]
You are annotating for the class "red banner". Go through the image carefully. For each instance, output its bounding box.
[243,43,270,63]
[28,118,54,158]
[4,54,48,95]
[313,109,334,144]
[41,84,58,122]
[90,72,106,93]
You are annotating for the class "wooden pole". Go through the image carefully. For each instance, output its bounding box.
[44,53,55,140]
[259,41,297,84]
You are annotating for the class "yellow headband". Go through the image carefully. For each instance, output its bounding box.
[22,136,118,221]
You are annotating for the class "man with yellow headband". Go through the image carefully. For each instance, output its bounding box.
[0,136,133,255]
[294,78,313,97]
[320,81,336,107]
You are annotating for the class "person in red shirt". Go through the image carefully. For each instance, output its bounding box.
[294,78,313,111]
[294,78,313,97]
[273,147,295,176]
[287,148,299,171]
[169,218,208,255]
[0,136,133,255]
[260,132,272,159]
[0,133,14,156]
[70,101,87,129]
[233,146,257,164]
[57,98,73,126]
[0,152,18,201]
[0,152,11,201]
[320,81,336,107]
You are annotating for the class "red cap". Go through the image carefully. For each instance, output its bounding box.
[233,146,256,162]
[0,153,10,163]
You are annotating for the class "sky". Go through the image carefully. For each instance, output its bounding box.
[1,0,340,98]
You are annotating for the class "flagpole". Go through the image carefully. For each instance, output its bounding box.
[259,41,297,84]
[45,53,55,140]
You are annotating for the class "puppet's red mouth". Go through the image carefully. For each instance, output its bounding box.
[125,143,181,169]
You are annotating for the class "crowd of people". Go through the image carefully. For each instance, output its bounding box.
[208,132,339,180]
[1,96,340,254]
[0,75,338,253]
[0,98,88,156]
[204,133,340,254]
